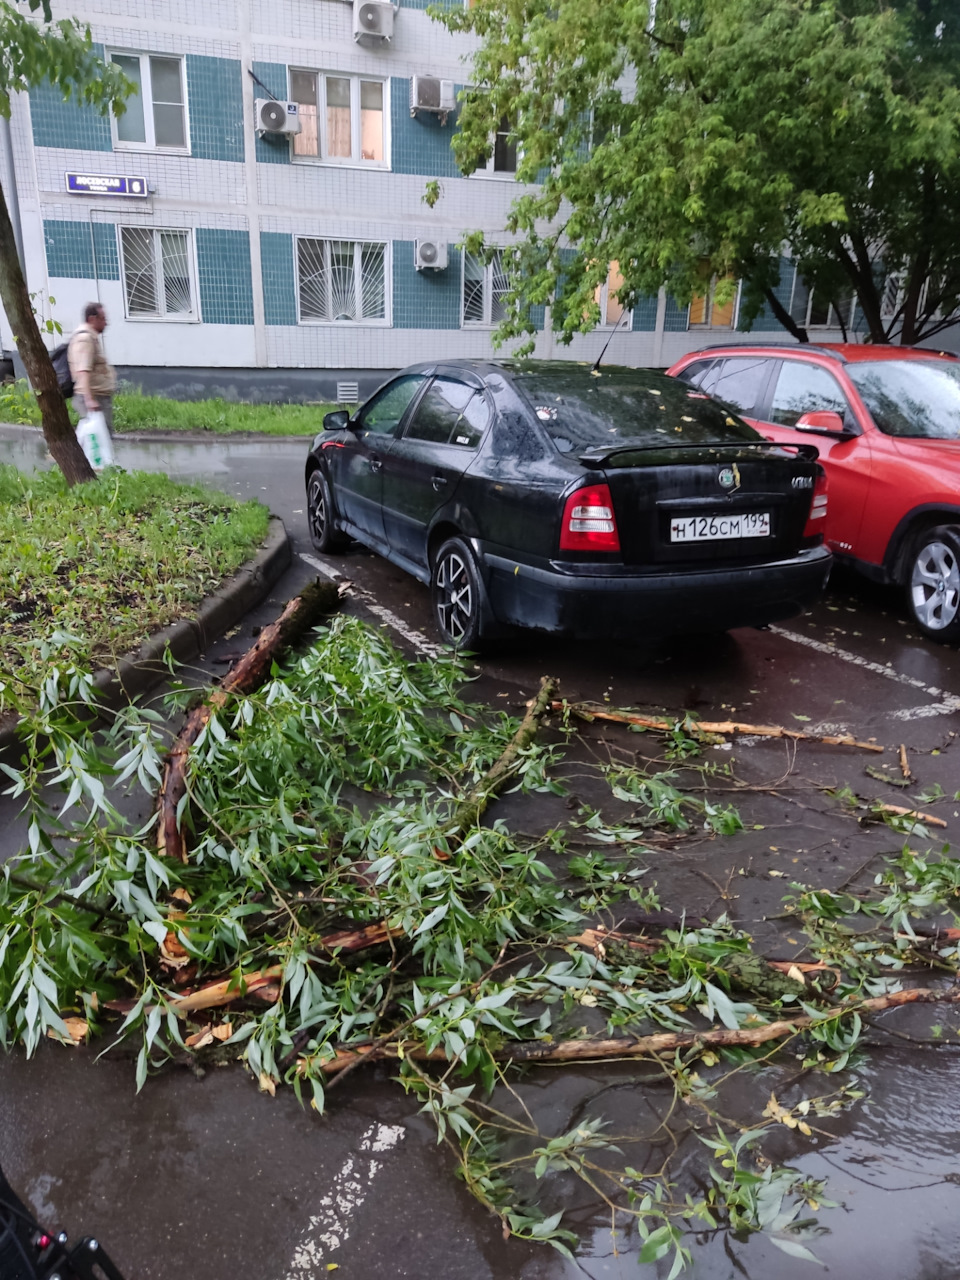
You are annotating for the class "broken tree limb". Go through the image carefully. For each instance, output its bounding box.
[448,676,557,835]
[899,743,913,781]
[156,580,340,862]
[315,984,960,1073]
[874,802,947,829]
[552,701,884,753]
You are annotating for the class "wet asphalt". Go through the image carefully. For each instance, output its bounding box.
[2,423,960,1279]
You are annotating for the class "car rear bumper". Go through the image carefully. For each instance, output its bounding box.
[482,545,833,639]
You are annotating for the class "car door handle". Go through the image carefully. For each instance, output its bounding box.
[369,455,382,473]
[431,474,449,491]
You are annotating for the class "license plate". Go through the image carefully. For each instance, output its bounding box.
[670,512,771,543]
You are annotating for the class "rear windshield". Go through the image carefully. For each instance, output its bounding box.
[847,359,960,439]
[513,369,762,454]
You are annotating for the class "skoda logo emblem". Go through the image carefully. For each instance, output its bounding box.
[718,467,737,491]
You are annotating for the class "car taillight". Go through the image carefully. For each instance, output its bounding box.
[802,469,828,540]
[559,483,621,553]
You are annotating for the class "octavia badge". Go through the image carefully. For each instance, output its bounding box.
[718,464,740,492]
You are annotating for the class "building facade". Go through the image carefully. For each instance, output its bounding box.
[0,0,855,400]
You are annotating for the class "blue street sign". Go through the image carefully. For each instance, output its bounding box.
[65,173,149,197]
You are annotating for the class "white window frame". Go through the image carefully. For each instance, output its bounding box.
[462,249,509,328]
[788,266,856,330]
[288,70,390,169]
[118,225,199,322]
[475,114,518,179]
[295,237,391,326]
[108,50,190,154]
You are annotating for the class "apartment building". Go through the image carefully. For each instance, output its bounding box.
[0,0,851,399]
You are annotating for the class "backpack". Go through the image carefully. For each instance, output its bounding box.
[50,341,74,399]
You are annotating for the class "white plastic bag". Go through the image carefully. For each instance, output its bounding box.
[76,410,114,470]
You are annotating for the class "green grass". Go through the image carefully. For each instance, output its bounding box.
[0,380,341,436]
[0,464,270,685]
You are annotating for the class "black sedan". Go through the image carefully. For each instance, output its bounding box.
[304,361,832,647]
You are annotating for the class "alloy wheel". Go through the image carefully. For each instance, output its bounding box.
[307,472,328,545]
[435,550,474,642]
[910,540,960,631]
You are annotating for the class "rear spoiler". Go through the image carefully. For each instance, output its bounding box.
[578,440,820,468]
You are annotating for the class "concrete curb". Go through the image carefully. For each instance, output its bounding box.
[0,516,291,756]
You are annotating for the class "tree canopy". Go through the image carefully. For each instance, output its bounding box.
[434,0,960,348]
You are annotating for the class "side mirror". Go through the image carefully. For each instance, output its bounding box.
[323,409,351,431]
[794,410,856,438]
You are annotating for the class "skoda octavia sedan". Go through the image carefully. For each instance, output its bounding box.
[304,361,832,647]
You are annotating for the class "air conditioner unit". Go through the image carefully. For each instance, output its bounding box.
[415,239,448,271]
[255,99,301,136]
[410,75,456,124]
[353,0,394,42]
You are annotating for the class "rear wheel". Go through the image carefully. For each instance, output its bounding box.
[905,524,960,643]
[431,537,485,649]
[306,469,349,553]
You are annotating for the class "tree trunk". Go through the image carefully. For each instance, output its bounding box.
[0,176,95,486]
[763,286,808,343]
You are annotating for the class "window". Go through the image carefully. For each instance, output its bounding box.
[120,227,195,319]
[674,359,715,388]
[689,271,739,328]
[594,261,630,328]
[110,53,187,150]
[356,374,426,435]
[708,357,773,416]
[289,71,386,164]
[789,270,856,330]
[297,238,387,324]
[769,361,849,428]
[463,250,509,326]
[406,379,492,448]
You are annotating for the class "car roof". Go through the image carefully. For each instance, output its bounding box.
[399,358,678,383]
[679,342,959,366]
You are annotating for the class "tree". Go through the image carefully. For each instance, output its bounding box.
[0,0,131,484]
[434,0,960,350]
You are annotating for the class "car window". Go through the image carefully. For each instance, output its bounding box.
[847,360,960,439]
[356,374,426,435]
[515,369,762,452]
[675,359,714,388]
[450,392,492,449]
[769,361,848,427]
[710,357,772,415]
[406,378,476,444]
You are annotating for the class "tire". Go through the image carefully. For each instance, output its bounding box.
[431,537,487,650]
[905,524,960,644]
[306,468,349,553]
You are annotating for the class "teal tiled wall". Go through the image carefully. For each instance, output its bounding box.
[196,228,254,324]
[253,63,292,165]
[43,220,119,280]
[391,79,461,178]
[393,240,461,328]
[663,295,690,332]
[741,257,794,332]
[186,56,244,162]
[261,232,297,324]
[31,44,112,151]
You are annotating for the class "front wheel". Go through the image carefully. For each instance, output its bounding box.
[306,469,349,553]
[431,537,486,649]
[906,524,960,644]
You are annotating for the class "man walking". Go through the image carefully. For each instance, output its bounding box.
[68,302,117,433]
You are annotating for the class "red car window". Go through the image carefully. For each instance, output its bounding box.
[710,356,774,415]
[769,361,848,427]
[847,360,960,439]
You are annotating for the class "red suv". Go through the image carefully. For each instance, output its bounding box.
[668,344,960,643]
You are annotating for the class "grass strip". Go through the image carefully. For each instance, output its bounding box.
[0,464,269,686]
[0,380,341,437]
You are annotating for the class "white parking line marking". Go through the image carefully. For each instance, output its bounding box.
[770,625,960,718]
[299,552,445,658]
[283,1123,405,1276]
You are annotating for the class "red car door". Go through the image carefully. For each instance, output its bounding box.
[754,358,873,559]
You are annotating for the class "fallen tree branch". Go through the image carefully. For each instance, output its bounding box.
[156,580,340,862]
[553,701,884,753]
[448,676,557,835]
[315,984,960,1072]
[874,802,947,829]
